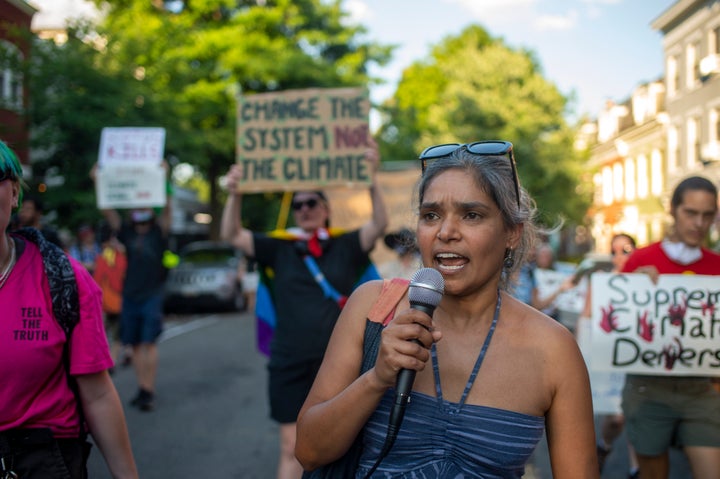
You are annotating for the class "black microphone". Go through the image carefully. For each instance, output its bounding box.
[360,268,445,479]
[388,269,445,443]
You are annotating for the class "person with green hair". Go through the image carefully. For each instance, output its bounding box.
[0,140,138,478]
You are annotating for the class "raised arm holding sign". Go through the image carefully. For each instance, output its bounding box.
[221,102,388,477]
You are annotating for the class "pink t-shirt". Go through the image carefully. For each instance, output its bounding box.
[1,238,113,438]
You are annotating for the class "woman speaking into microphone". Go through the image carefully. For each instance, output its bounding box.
[296,141,598,478]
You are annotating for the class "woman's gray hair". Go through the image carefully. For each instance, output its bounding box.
[416,147,541,290]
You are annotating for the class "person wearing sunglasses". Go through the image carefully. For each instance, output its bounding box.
[220,138,388,479]
[619,176,720,479]
[576,233,639,478]
[0,140,138,478]
[296,141,598,478]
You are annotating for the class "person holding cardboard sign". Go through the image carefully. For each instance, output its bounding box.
[576,233,640,478]
[620,176,720,479]
[220,138,388,479]
[92,162,172,413]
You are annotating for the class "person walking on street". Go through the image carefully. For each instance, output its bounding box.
[620,176,720,479]
[93,222,129,371]
[296,140,598,478]
[378,228,421,280]
[531,242,575,321]
[576,233,640,477]
[69,224,102,275]
[14,193,65,249]
[93,163,172,412]
[0,140,138,478]
[220,138,388,479]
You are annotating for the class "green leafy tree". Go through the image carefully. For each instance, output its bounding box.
[377,25,589,226]
[25,22,148,232]
[89,0,392,236]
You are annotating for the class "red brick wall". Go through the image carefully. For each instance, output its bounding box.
[0,0,35,164]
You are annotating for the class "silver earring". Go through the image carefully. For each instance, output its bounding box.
[503,248,515,269]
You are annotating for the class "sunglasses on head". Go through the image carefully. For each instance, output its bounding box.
[291,197,321,211]
[419,140,520,207]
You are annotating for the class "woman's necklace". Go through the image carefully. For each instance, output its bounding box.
[0,236,17,290]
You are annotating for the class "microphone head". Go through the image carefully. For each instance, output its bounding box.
[409,268,444,308]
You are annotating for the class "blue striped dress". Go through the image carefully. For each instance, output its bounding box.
[356,295,545,478]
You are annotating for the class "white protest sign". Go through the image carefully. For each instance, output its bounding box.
[577,318,625,414]
[590,272,720,376]
[533,268,578,313]
[96,164,166,209]
[98,127,166,166]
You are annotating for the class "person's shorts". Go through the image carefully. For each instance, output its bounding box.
[268,356,323,424]
[120,293,164,345]
[0,428,91,479]
[622,375,720,455]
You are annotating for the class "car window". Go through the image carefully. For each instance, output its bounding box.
[182,249,235,264]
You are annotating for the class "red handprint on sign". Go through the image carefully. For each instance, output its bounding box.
[668,298,687,327]
[638,310,654,342]
[702,298,716,317]
[661,338,683,370]
[600,304,620,333]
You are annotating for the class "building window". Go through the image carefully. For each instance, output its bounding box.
[667,55,678,96]
[637,155,648,199]
[602,166,613,206]
[0,41,23,111]
[668,126,678,172]
[687,117,700,167]
[651,149,663,197]
[713,26,720,55]
[687,42,700,88]
[625,158,636,201]
[613,163,624,201]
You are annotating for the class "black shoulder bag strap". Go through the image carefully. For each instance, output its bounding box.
[13,227,86,438]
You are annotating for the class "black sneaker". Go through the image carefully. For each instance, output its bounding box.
[130,388,155,411]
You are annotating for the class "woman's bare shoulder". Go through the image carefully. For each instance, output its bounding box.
[504,293,579,347]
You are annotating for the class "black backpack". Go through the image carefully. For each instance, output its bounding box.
[13,227,80,335]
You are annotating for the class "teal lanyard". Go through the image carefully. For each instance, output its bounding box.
[302,255,347,307]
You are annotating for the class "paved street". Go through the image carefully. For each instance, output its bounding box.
[88,312,279,478]
[87,310,692,478]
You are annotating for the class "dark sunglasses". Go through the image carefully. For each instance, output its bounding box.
[419,140,520,207]
[291,198,320,211]
[0,170,16,182]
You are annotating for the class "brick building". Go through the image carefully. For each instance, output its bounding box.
[0,0,35,165]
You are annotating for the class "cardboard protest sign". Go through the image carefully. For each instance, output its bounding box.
[96,127,167,209]
[235,87,371,192]
[590,272,720,377]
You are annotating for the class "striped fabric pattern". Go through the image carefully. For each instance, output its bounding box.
[357,391,544,478]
